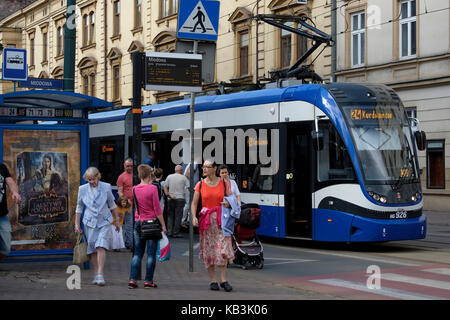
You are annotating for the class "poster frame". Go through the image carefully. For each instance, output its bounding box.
[0,123,89,257]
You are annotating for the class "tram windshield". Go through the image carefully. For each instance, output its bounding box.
[342,105,419,184]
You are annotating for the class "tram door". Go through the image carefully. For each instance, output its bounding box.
[285,123,312,238]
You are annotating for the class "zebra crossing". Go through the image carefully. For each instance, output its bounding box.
[278,264,450,300]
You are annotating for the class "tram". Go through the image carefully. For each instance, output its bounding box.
[89,82,427,242]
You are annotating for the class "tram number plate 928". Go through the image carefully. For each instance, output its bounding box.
[390,210,408,219]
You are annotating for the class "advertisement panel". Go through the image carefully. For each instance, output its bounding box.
[2,130,80,251]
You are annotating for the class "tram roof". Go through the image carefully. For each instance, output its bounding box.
[142,84,321,119]
[0,90,114,110]
[89,84,325,124]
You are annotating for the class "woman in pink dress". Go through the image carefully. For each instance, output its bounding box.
[192,160,234,292]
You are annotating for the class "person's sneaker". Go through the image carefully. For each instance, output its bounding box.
[144,282,157,288]
[220,281,232,292]
[128,281,138,289]
[210,282,219,291]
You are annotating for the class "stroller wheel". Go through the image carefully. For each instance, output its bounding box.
[256,254,264,269]
[256,259,264,269]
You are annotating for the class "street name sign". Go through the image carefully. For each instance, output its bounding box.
[177,0,220,41]
[18,77,63,90]
[2,48,28,81]
[144,52,202,92]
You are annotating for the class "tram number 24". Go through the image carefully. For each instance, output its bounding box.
[390,210,408,219]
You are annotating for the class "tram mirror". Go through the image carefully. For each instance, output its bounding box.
[311,131,324,151]
[415,130,426,151]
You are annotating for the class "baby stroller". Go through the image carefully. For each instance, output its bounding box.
[232,203,264,270]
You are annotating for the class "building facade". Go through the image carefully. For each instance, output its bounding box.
[4,1,448,210]
[335,0,450,211]
[0,0,332,103]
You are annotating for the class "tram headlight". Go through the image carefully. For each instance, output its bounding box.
[411,195,417,201]
[367,190,388,203]
[415,192,421,199]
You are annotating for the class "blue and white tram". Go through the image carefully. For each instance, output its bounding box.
[89,82,427,242]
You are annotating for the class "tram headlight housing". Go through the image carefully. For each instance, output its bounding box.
[411,192,421,202]
[367,191,387,204]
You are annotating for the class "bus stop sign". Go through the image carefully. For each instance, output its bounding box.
[2,48,28,81]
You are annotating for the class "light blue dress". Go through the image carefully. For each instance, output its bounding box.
[76,181,117,254]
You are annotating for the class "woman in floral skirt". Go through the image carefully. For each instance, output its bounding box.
[191,160,234,292]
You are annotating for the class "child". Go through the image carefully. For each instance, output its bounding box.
[111,195,128,251]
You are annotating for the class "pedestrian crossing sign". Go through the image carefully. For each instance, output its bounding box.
[177,0,220,41]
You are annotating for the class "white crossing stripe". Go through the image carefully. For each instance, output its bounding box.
[382,273,450,290]
[423,268,450,276]
[311,278,445,300]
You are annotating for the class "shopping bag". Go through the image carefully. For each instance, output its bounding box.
[73,233,89,264]
[157,233,171,262]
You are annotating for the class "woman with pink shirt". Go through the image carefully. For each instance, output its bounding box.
[128,164,167,289]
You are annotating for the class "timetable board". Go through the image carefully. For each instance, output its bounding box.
[0,107,83,118]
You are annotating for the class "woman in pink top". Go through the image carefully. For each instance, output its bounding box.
[128,165,167,289]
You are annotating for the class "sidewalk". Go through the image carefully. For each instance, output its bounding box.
[0,236,333,300]
[2,210,449,300]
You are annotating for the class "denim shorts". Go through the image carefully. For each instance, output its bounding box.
[0,215,12,256]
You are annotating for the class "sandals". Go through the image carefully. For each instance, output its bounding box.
[93,273,105,286]
[220,281,233,292]
[210,282,219,291]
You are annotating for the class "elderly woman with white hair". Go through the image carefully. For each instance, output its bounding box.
[75,167,120,286]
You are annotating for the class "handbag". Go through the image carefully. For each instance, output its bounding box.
[133,188,162,241]
[73,233,89,264]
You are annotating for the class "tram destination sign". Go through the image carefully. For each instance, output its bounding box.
[144,52,202,92]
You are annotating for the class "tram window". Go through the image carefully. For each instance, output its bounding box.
[241,134,274,192]
[242,164,273,192]
[317,123,355,182]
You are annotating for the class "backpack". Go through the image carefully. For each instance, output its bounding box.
[237,203,261,229]
[152,180,163,200]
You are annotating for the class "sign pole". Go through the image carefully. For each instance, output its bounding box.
[189,40,198,273]
[132,51,143,258]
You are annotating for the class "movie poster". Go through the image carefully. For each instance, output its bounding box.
[3,130,80,251]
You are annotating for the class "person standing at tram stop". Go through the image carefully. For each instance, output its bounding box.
[75,167,120,286]
[116,158,134,250]
[191,160,234,292]
[0,163,21,261]
[128,164,167,289]
[164,165,189,238]
[218,165,241,206]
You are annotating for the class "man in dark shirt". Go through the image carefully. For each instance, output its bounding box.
[0,163,21,260]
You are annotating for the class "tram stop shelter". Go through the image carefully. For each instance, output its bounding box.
[0,90,113,262]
